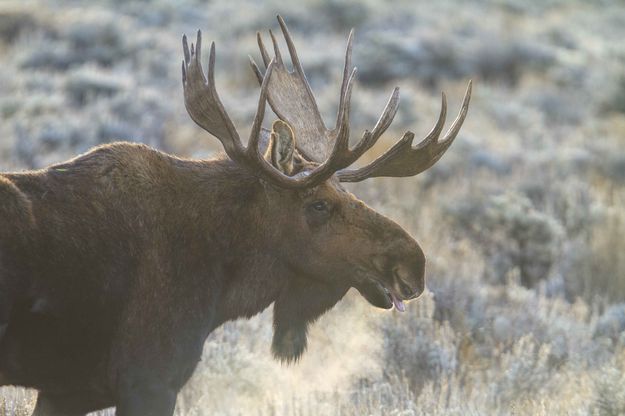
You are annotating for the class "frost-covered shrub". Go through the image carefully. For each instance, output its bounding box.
[355,26,554,86]
[65,68,130,105]
[565,201,625,304]
[0,6,41,44]
[520,175,596,237]
[492,335,553,404]
[382,293,459,392]
[598,153,625,184]
[468,149,512,175]
[602,74,625,115]
[523,85,586,126]
[311,0,371,30]
[594,304,625,342]
[591,351,625,416]
[447,191,563,287]
[18,13,130,70]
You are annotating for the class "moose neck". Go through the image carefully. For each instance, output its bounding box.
[179,156,348,357]
[182,157,291,326]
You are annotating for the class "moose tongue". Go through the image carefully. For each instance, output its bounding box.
[391,293,405,312]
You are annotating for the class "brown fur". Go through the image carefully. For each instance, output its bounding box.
[0,141,425,415]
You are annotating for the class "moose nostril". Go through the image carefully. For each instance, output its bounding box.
[399,280,414,299]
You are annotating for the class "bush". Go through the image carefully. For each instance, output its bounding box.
[446,191,563,287]
[565,198,625,304]
[0,6,41,44]
[65,68,130,105]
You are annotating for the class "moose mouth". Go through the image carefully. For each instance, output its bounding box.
[354,277,407,312]
[380,282,406,312]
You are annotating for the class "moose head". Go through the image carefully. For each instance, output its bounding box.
[181,16,471,361]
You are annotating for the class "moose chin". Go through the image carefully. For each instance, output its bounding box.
[0,15,471,416]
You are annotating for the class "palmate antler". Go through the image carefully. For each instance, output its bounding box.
[182,16,471,189]
[249,18,400,164]
[182,29,394,189]
[182,31,361,189]
[338,85,472,182]
[250,16,472,183]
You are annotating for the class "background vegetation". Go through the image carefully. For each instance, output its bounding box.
[1,0,624,414]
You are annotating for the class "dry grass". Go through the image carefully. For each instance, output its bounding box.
[567,189,625,304]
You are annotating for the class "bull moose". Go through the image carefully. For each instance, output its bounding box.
[0,16,471,415]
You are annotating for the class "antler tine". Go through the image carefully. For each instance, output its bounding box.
[350,87,401,157]
[336,29,354,130]
[247,59,275,157]
[256,32,271,68]
[369,87,400,139]
[313,66,396,174]
[268,30,284,66]
[249,55,263,84]
[195,30,202,66]
[277,15,305,78]
[206,37,216,87]
[182,30,246,162]
[415,82,471,167]
[336,81,471,182]
[183,33,191,65]
[440,80,472,144]
[327,78,401,168]
[330,29,399,165]
[327,66,356,164]
[414,92,448,150]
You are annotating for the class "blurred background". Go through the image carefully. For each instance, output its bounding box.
[1,0,624,414]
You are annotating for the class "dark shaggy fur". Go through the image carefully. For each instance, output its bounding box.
[0,142,425,415]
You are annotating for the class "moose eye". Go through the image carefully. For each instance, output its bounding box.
[306,200,333,227]
[310,200,328,212]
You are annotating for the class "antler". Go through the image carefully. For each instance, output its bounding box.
[182,32,249,164]
[249,19,329,162]
[337,81,472,182]
[250,16,399,163]
[184,18,471,188]
[182,29,378,189]
[251,16,472,183]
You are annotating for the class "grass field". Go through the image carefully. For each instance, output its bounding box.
[1,0,625,414]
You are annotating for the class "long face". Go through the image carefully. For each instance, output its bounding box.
[263,159,426,312]
[258,123,429,362]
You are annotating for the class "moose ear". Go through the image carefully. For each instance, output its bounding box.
[265,120,295,175]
